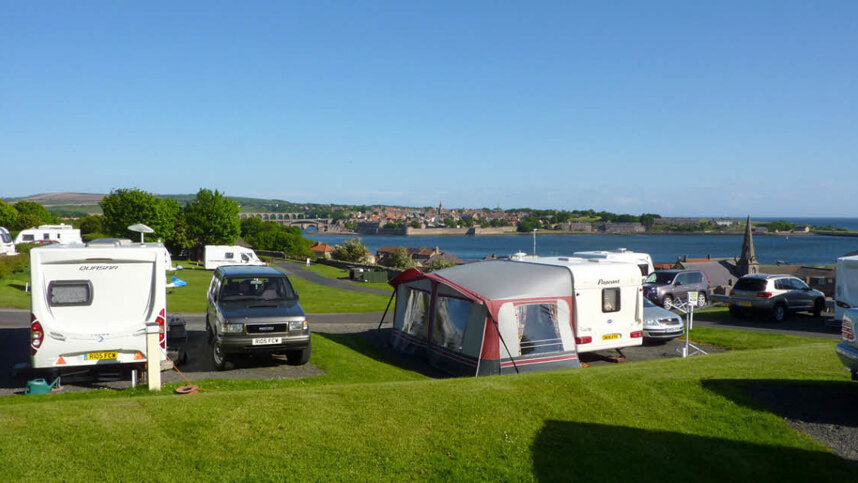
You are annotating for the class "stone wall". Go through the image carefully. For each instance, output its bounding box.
[405,227,470,236]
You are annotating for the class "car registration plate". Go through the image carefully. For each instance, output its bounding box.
[85,351,117,361]
[252,337,282,346]
[738,301,752,307]
[602,333,620,340]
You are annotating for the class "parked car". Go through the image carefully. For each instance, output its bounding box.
[643,269,710,310]
[643,298,684,341]
[206,265,311,370]
[836,308,858,381]
[727,274,826,322]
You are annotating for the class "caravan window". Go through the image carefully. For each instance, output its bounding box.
[515,303,562,355]
[602,288,621,312]
[0,232,10,243]
[225,252,234,259]
[43,233,50,240]
[241,253,250,262]
[23,234,34,242]
[432,296,472,351]
[48,281,93,306]
[402,288,430,340]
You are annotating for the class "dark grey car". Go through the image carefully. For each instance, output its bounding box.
[206,265,311,370]
[728,274,826,322]
[643,269,710,310]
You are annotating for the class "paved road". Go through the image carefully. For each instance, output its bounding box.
[273,260,393,296]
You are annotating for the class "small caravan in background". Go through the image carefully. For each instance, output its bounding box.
[29,242,168,369]
[573,248,655,278]
[204,245,266,270]
[835,254,858,322]
[14,224,82,245]
[0,227,16,256]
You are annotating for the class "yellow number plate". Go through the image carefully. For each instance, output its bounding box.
[85,351,118,361]
[738,301,752,307]
[602,333,620,340]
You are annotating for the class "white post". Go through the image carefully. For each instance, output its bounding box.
[532,228,538,257]
[145,322,161,391]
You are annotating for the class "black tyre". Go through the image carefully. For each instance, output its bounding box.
[662,295,674,310]
[211,339,227,371]
[286,341,312,365]
[206,317,214,344]
[852,370,858,382]
[812,299,824,317]
[771,303,787,322]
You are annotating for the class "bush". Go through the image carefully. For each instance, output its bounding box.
[0,253,30,279]
[13,243,38,255]
[332,238,369,263]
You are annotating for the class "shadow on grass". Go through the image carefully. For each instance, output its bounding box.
[532,420,857,481]
[8,283,28,292]
[316,330,449,379]
[702,378,858,428]
[695,308,840,337]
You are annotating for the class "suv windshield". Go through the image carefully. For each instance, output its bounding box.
[220,276,296,302]
[645,272,676,285]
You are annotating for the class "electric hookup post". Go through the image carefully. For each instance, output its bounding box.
[674,292,708,359]
[145,321,162,391]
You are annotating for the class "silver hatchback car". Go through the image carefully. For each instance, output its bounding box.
[728,274,826,322]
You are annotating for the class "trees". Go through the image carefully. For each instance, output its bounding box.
[100,189,180,242]
[241,218,313,258]
[78,215,104,235]
[0,200,18,228]
[13,201,54,227]
[389,247,417,269]
[183,189,241,246]
[332,237,368,263]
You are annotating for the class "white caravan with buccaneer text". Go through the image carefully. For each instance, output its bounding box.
[572,249,655,279]
[14,224,82,245]
[29,243,168,369]
[524,257,644,353]
[204,245,266,270]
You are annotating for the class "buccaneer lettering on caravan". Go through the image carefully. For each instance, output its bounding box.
[29,241,168,369]
[526,257,644,353]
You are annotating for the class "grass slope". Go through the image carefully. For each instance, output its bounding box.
[299,262,393,291]
[0,334,854,480]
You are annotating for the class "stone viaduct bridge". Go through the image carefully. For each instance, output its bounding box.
[239,212,336,231]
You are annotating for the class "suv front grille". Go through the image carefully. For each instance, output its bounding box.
[246,323,287,334]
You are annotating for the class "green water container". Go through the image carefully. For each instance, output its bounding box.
[25,377,59,395]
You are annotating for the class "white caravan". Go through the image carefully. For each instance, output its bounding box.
[14,224,82,245]
[525,256,644,353]
[29,243,168,369]
[835,255,858,322]
[573,248,655,279]
[0,227,16,256]
[204,245,266,270]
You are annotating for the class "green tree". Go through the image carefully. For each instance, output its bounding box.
[389,247,417,269]
[0,200,18,228]
[332,237,368,263]
[14,201,54,226]
[100,189,180,242]
[424,257,457,272]
[409,220,422,229]
[183,189,241,246]
[78,215,104,235]
[14,213,43,231]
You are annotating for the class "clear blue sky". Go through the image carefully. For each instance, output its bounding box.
[1,1,856,216]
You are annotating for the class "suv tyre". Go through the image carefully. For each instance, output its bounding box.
[286,340,312,365]
[662,295,674,310]
[813,299,824,317]
[771,303,787,322]
[211,339,227,371]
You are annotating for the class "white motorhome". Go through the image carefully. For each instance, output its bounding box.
[29,243,168,369]
[14,224,82,245]
[835,255,858,322]
[204,245,266,270]
[573,248,655,279]
[525,256,644,353]
[0,227,16,256]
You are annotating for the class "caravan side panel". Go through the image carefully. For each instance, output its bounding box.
[835,257,858,321]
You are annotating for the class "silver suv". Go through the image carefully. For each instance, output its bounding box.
[643,269,710,310]
[728,274,825,322]
[206,265,311,370]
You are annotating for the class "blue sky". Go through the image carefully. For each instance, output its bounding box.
[1,1,856,216]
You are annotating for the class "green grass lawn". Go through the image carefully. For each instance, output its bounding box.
[0,271,29,309]
[0,328,854,480]
[299,262,393,292]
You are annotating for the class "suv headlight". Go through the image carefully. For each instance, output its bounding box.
[225,323,244,333]
[289,320,308,331]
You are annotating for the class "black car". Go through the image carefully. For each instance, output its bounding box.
[206,265,311,370]
[643,269,710,310]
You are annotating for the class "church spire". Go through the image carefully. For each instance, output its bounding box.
[737,215,759,275]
